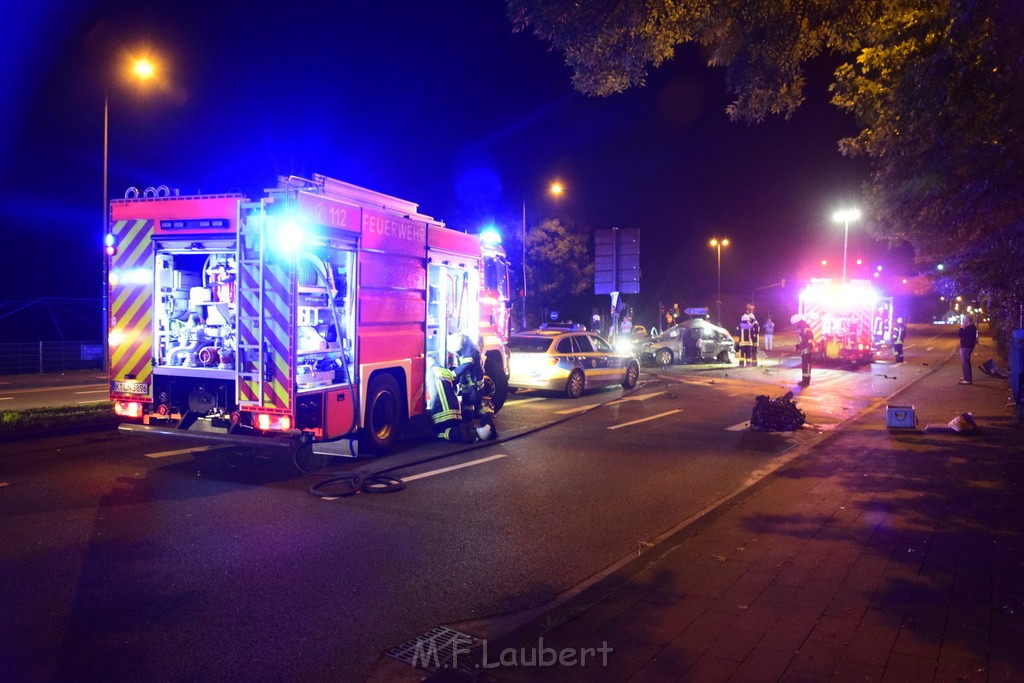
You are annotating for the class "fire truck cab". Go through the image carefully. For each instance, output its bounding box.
[107,174,510,457]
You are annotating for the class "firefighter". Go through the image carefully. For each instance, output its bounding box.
[448,330,498,440]
[891,317,907,362]
[738,304,757,367]
[794,318,815,386]
[426,357,477,443]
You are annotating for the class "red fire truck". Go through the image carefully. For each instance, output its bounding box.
[797,279,891,365]
[107,174,511,456]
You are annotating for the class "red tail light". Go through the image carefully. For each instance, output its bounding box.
[255,413,292,431]
[114,401,143,418]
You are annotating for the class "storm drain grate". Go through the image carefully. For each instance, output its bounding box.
[387,626,482,674]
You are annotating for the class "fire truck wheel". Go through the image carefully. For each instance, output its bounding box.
[565,369,586,399]
[622,361,640,389]
[361,374,402,454]
[655,348,673,366]
[483,356,508,413]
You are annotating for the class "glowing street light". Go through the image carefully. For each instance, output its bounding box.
[832,207,861,284]
[103,52,161,370]
[709,237,729,325]
[521,181,565,330]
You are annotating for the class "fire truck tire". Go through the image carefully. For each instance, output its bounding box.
[360,374,402,454]
[655,348,673,366]
[622,361,640,389]
[483,355,508,413]
[565,369,586,399]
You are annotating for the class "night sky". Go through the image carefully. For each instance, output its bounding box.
[2,1,908,329]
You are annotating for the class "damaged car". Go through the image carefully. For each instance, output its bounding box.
[636,318,735,366]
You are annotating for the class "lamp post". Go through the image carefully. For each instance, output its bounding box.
[102,56,158,370]
[520,181,564,330]
[709,237,729,325]
[832,207,861,284]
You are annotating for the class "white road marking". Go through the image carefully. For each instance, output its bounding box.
[606,391,665,405]
[726,421,750,431]
[0,397,13,401]
[607,409,683,430]
[507,397,545,405]
[144,445,225,459]
[402,454,507,482]
[554,404,602,415]
[74,390,109,395]
[555,391,666,415]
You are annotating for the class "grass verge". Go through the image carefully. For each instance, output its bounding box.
[0,404,116,434]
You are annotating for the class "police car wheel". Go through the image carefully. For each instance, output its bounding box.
[565,369,586,399]
[622,361,640,389]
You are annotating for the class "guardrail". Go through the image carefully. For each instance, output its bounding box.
[0,342,103,375]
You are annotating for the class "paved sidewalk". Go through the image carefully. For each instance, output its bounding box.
[474,351,1024,681]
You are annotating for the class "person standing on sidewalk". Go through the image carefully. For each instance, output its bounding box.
[763,317,774,352]
[958,315,978,384]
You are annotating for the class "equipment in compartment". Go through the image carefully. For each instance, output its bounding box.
[157,251,239,369]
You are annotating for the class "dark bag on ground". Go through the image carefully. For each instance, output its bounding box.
[750,391,806,431]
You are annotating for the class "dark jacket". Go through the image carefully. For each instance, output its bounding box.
[958,323,977,349]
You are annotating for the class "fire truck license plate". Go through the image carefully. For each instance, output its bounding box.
[112,381,149,394]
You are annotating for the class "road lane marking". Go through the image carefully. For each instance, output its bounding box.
[145,445,225,459]
[554,404,602,415]
[607,409,683,430]
[401,454,507,482]
[606,391,665,405]
[74,390,109,395]
[0,397,12,401]
[555,391,667,414]
[507,397,545,405]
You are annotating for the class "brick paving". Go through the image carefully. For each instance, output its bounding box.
[475,351,1024,682]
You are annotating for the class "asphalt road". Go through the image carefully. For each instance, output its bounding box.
[0,373,108,410]
[0,329,954,682]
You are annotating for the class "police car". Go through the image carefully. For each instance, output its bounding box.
[508,325,641,398]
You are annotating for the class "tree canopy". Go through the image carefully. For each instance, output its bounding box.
[507,0,1024,341]
[527,218,594,323]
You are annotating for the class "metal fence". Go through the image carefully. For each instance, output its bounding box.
[0,341,104,375]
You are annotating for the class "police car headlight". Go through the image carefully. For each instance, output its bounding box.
[615,339,634,353]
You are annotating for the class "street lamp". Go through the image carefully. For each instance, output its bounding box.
[832,207,861,284]
[709,237,729,325]
[521,180,564,330]
[103,54,158,370]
